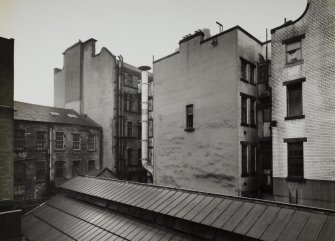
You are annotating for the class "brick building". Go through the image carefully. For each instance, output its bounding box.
[0,37,14,202]
[13,101,102,200]
[153,27,271,196]
[271,0,335,208]
[54,39,147,182]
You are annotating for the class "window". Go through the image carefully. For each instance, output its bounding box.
[72,160,81,177]
[250,146,256,175]
[127,122,132,137]
[250,99,255,126]
[132,150,138,166]
[250,65,255,84]
[14,162,26,185]
[67,113,78,118]
[88,160,95,172]
[241,96,247,125]
[138,149,141,165]
[148,98,153,111]
[124,94,132,112]
[127,148,132,166]
[36,131,46,150]
[263,108,271,122]
[148,120,153,138]
[185,104,194,131]
[287,83,302,118]
[286,41,302,64]
[258,64,268,84]
[241,61,247,80]
[241,143,248,177]
[88,135,96,151]
[73,133,80,150]
[55,132,64,150]
[138,122,141,138]
[50,111,60,116]
[54,161,64,178]
[287,142,304,180]
[14,130,25,150]
[36,161,46,182]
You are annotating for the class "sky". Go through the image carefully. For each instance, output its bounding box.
[0,0,307,106]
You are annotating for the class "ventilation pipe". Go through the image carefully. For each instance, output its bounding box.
[139,66,154,175]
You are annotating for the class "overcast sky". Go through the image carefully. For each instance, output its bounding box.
[0,0,307,106]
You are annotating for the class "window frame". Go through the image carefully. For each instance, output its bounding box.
[55,132,65,150]
[54,161,65,179]
[88,160,95,172]
[241,142,248,177]
[250,99,256,127]
[87,134,96,151]
[36,160,47,183]
[241,95,248,126]
[14,129,25,150]
[127,121,132,137]
[287,142,304,181]
[127,148,132,166]
[36,131,47,150]
[286,82,304,119]
[72,133,81,150]
[72,160,81,177]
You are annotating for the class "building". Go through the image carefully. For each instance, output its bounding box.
[22,175,335,241]
[54,39,147,182]
[0,36,14,203]
[13,101,102,200]
[271,0,335,208]
[153,27,271,196]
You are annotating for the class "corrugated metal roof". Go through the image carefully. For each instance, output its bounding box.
[14,101,100,128]
[56,176,335,241]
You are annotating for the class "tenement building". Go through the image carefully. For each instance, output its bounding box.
[13,101,101,200]
[153,27,271,196]
[54,39,147,182]
[0,37,14,203]
[271,0,335,208]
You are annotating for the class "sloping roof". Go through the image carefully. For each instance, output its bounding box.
[14,101,100,128]
[22,176,335,241]
[86,168,117,179]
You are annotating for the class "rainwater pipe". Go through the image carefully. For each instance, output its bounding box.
[139,66,154,176]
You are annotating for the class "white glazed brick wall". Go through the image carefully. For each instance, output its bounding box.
[272,0,335,180]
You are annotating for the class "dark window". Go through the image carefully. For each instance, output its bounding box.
[287,83,302,117]
[14,130,25,150]
[55,161,64,178]
[72,160,81,177]
[250,99,255,126]
[55,132,64,150]
[288,142,304,179]
[148,98,153,111]
[73,133,80,150]
[88,160,95,171]
[258,64,268,84]
[263,108,271,122]
[250,66,255,84]
[241,61,247,80]
[127,148,132,166]
[286,41,302,64]
[127,122,132,137]
[149,148,153,163]
[186,104,194,129]
[36,161,46,182]
[241,96,247,125]
[250,146,256,175]
[138,122,141,138]
[88,135,96,151]
[36,131,46,150]
[241,144,248,176]
[14,162,26,185]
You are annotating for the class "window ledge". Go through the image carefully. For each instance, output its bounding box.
[184,127,195,132]
[241,123,249,127]
[285,115,305,120]
[240,78,249,84]
[286,177,306,183]
[285,59,304,68]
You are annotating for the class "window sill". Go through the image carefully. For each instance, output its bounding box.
[240,78,249,84]
[241,123,249,127]
[286,177,306,183]
[285,115,305,120]
[285,59,304,68]
[184,127,195,132]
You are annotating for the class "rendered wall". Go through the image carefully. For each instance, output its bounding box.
[271,0,335,207]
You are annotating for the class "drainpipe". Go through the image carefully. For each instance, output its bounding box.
[139,66,153,175]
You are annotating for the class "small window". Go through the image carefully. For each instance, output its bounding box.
[124,94,132,112]
[55,161,64,178]
[50,112,60,116]
[241,96,247,125]
[127,122,132,137]
[258,64,269,84]
[127,148,132,166]
[72,160,81,177]
[148,98,153,111]
[14,130,25,150]
[287,83,302,117]
[88,160,95,172]
[67,113,78,118]
[36,161,46,182]
[250,66,255,84]
[138,149,142,165]
[287,142,304,180]
[286,41,302,64]
[186,104,194,130]
[73,133,81,150]
[250,145,256,175]
[241,61,247,80]
[88,135,96,151]
[55,132,64,150]
[241,143,248,177]
[36,131,46,150]
[250,99,255,126]
[132,150,138,166]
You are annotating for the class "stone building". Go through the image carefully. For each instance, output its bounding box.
[0,37,14,202]
[54,39,147,182]
[271,0,335,208]
[153,27,271,196]
[13,101,102,200]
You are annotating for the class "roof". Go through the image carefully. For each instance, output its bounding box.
[86,168,117,179]
[14,101,100,128]
[22,176,335,241]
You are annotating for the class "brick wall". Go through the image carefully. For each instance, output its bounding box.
[271,0,335,207]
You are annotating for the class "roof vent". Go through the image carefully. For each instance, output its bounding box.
[50,112,60,116]
[67,113,78,118]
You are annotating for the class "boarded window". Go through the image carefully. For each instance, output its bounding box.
[36,131,46,150]
[287,83,302,117]
[14,130,25,150]
[55,161,64,178]
[73,133,80,150]
[288,142,304,179]
[55,132,64,150]
[36,161,46,182]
